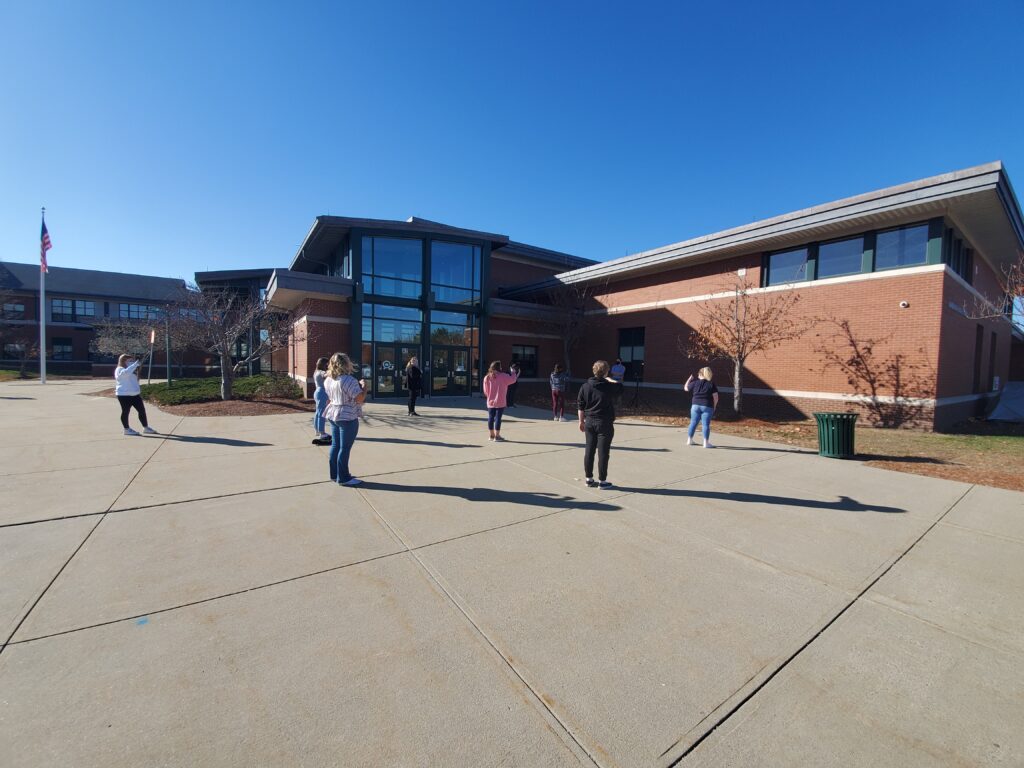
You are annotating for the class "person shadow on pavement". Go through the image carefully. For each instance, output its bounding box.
[358,481,622,512]
[613,487,905,513]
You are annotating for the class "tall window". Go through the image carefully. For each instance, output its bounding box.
[51,298,74,321]
[361,303,422,344]
[51,338,73,361]
[875,224,928,270]
[430,310,475,346]
[510,345,538,377]
[2,302,25,319]
[431,241,481,306]
[765,248,809,285]
[362,237,423,299]
[817,237,863,279]
[618,327,645,381]
[988,332,997,391]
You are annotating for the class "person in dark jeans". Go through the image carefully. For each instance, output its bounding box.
[506,361,521,407]
[576,360,624,488]
[405,356,423,415]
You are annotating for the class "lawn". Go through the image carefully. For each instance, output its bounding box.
[140,374,303,405]
[674,416,1024,492]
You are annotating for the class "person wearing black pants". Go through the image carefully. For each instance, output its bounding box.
[576,359,623,488]
[505,362,521,407]
[405,356,423,415]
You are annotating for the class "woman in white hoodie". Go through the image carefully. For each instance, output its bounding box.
[114,353,156,436]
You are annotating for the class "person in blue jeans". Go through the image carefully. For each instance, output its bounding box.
[685,366,719,448]
[311,357,330,444]
[323,352,367,486]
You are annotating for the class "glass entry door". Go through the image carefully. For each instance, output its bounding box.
[374,344,397,397]
[430,346,471,396]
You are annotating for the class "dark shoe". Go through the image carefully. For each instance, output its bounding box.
[599,481,613,489]
[584,478,598,488]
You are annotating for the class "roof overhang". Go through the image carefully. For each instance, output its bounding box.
[265,269,354,310]
[291,215,511,272]
[487,297,568,322]
[504,162,1024,298]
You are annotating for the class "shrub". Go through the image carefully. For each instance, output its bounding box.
[141,374,302,405]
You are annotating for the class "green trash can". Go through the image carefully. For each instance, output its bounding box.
[813,412,858,459]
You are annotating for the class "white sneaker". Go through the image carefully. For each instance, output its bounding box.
[143,427,158,434]
[341,477,362,487]
[686,437,693,446]
[703,442,714,449]
[123,428,140,436]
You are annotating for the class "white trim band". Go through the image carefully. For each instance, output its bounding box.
[489,329,563,340]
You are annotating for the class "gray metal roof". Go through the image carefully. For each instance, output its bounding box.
[0,261,187,302]
[290,214,592,273]
[503,161,1024,297]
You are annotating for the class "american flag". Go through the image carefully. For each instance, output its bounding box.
[40,216,51,273]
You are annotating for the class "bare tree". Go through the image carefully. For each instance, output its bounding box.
[540,277,608,375]
[173,286,301,400]
[966,252,1024,333]
[682,276,811,414]
[814,318,934,428]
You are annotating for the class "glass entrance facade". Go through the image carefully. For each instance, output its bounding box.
[355,235,485,398]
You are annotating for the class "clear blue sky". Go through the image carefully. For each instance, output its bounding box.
[2,0,1022,281]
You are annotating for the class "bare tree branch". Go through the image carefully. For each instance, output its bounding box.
[681,275,812,414]
[813,317,935,428]
[965,252,1024,333]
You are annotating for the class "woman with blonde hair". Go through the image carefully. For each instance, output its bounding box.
[482,360,519,441]
[684,366,719,447]
[323,352,367,486]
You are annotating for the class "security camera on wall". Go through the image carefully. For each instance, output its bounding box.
[899,300,910,309]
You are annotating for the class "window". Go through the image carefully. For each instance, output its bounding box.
[510,345,538,377]
[817,237,863,279]
[943,230,973,284]
[3,343,26,357]
[618,327,646,381]
[766,248,809,285]
[362,304,423,344]
[988,332,997,391]
[51,298,74,322]
[75,300,95,317]
[431,241,481,305]
[2,302,25,319]
[875,224,928,270]
[972,325,984,394]
[362,236,423,299]
[119,303,159,320]
[52,338,73,361]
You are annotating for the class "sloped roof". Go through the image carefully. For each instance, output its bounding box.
[0,261,187,302]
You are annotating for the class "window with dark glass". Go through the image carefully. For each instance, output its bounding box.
[944,231,973,284]
[766,248,808,285]
[2,302,25,319]
[618,327,646,381]
[362,236,423,299]
[875,224,928,270]
[431,241,481,305]
[119,303,159,320]
[817,237,863,278]
[51,298,73,321]
[75,300,95,317]
[4,343,26,357]
[430,311,475,345]
[510,345,538,377]
[52,338,73,361]
[362,304,423,344]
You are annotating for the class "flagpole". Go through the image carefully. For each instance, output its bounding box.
[39,207,47,385]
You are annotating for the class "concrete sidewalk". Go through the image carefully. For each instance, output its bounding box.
[1,380,1021,767]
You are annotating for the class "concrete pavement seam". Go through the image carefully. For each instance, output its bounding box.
[661,483,977,767]
[354,488,602,768]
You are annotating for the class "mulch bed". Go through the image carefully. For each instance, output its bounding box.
[87,388,315,417]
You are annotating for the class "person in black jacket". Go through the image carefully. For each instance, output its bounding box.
[506,361,521,407]
[576,359,624,488]
[405,356,423,416]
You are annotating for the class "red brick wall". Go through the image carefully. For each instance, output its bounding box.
[289,299,351,395]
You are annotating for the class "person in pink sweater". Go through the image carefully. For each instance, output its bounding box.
[482,360,519,442]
